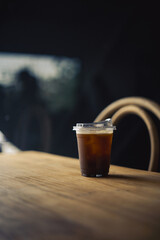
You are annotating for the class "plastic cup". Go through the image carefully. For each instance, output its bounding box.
[73,118,116,177]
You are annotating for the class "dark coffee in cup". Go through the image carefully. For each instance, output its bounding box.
[73,119,116,177]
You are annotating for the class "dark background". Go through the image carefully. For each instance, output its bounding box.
[0,1,159,170]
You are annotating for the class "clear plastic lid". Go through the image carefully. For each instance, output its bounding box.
[73,118,116,132]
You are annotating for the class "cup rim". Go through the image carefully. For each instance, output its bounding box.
[73,118,116,131]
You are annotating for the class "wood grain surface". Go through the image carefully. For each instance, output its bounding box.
[0,151,160,240]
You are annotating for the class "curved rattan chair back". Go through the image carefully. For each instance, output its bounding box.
[94,97,160,172]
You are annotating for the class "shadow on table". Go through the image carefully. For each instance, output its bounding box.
[107,173,159,185]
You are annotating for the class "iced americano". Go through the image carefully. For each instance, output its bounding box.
[73,119,116,177]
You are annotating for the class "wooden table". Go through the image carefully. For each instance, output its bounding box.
[0,151,160,240]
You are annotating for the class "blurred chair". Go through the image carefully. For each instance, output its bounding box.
[95,97,160,172]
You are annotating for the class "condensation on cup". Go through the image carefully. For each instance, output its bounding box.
[73,118,116,177]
